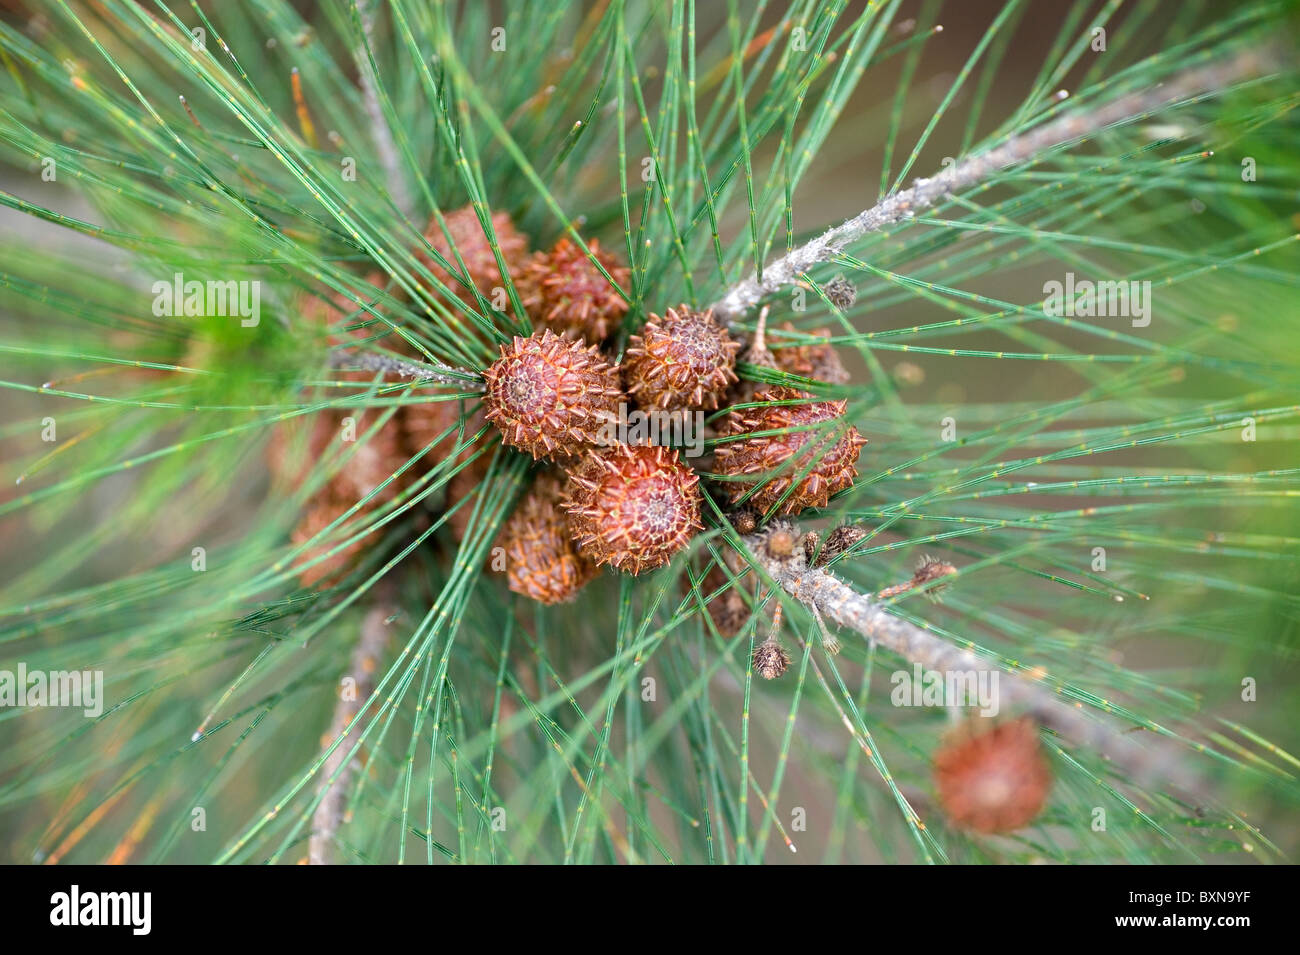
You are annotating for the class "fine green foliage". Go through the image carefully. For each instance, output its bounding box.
[0,0,1297,864]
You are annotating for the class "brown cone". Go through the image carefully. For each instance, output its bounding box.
[500,472,599,604]
[482,329,624,462]
[416,205,527,300]
[565,444,703,575]
[401,399,496,542]
[770,322,850,385]
[699,559,755,637]
[933,717,1052,834]
[516,237,630,344]
[712,385,867,515]
[623,305,740,412]
[269,410,410,586]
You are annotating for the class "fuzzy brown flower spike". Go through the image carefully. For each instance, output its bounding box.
[482,329,624,462]
[933,717,1052,833]
[417,205,527,299]
[500,473,598,604]
[804,523,868,567]
[623,306,741,412]
[712,385,867,515]
[517,237,630,344]
[565,444,703,575]
[879,555,958,599]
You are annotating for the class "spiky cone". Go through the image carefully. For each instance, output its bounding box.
[515,237,630,344]
[712,385,867,515]
[482,329,624,462]
[416,205,528,301]
[564,444,703,575]
[933,717,1052,834]
[623,305,740,414]
[499,472,599,604]
[268,411,410,586]
[770,322,850,385]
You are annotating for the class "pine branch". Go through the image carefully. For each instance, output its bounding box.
[328,348,484,388]
[744,526,1208,799]
[308,589,396,865]
[711,45,1277,321]
[354,0,414,220]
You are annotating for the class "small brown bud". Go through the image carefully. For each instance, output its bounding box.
[823,274,857,310]
[813,523,868,566]
[879,554,958,599]
[753,640,791,680]
[909,555,959,601]
[730,509,758,536]
[765,527,796,558]
[915,555,958,589]
[801,530,821,565]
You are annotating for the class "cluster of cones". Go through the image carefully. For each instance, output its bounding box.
[274,204,870,603]
[480,298,868,605]
[270,204,1052,836]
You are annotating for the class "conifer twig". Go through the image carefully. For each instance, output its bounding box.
[711,46,1276,321]
[745,527,1208,798]
[354,0,414,219]
[329,349,484,388]
[309,587,396,865]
